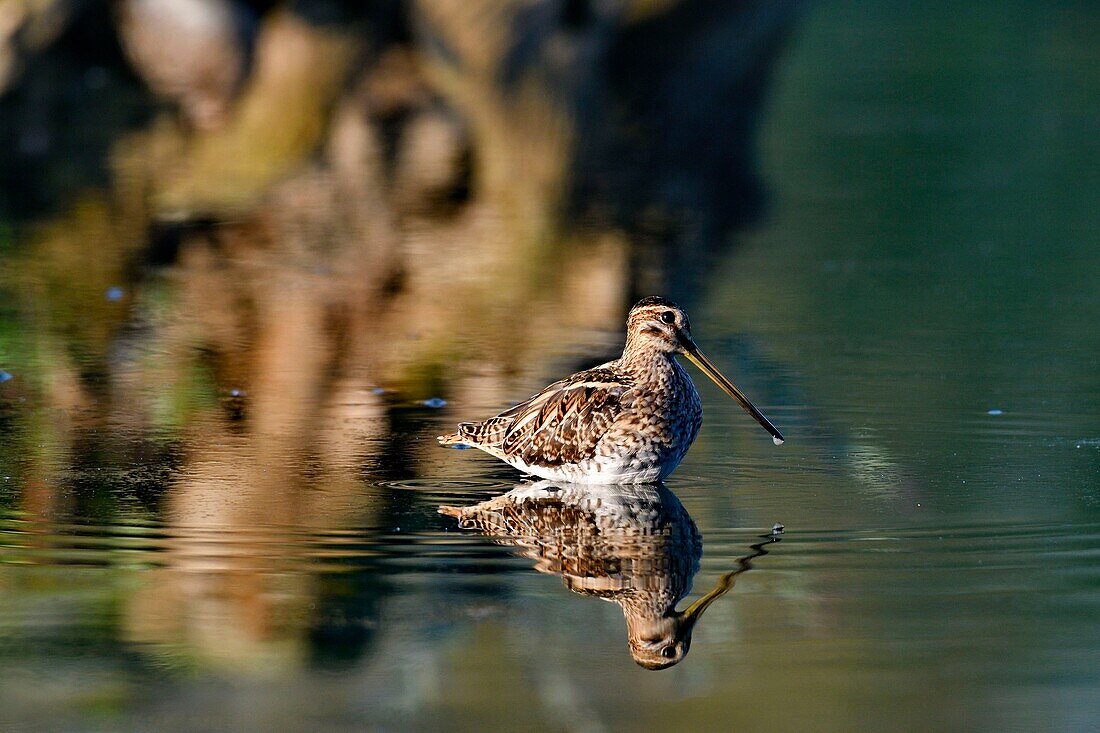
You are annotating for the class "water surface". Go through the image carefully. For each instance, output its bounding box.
[1,1,1098,731]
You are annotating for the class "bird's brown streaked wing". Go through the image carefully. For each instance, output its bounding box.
[456,415,512,446]
[454,388,559,447]
[455,373,580,447]
[498,369,634,467]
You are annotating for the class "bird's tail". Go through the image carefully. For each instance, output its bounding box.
[437,432,467,447]
[438,505,463,518]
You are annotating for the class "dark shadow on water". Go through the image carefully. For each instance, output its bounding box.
[440,480,781,670]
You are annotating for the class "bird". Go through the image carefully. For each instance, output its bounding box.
[439,480,781,670]
[437,295,784,484]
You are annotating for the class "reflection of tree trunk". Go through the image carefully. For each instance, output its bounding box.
[110,211,398,668]
[125,432,314,671]
[123,374,389,670]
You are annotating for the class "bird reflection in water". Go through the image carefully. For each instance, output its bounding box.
[440,481,780,670]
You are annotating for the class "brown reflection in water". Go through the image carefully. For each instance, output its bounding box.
[111,245,393,669]
[123,408,386,671]
[0,1,794,671]
[440,481,779,670]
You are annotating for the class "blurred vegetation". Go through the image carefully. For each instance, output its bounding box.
[0,0,795,494]
[0,0,797,705]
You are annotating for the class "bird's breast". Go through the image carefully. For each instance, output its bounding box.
[628,359,702,451]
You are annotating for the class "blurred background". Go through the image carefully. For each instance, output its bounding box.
[0,1,1097,731]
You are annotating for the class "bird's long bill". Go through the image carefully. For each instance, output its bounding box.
[680,534,781,630]
[680,339,785,444]
[680,571,738,631]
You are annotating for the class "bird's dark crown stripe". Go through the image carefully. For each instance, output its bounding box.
[632,295,679,310]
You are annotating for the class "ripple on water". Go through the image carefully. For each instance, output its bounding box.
[5,512,1096,575]
[699,521,1100,592]
[0,510,527,575]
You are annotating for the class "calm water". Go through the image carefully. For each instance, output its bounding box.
[1,1,1098,731]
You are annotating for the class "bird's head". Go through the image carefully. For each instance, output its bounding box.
[625,296,785,444]
[624,562,754,671]
[625,295,694,355]
[626,613,694,670]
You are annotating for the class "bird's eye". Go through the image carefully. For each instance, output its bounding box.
[660,311,676,324]
[661,646,677,658]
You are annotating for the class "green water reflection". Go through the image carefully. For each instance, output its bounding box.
[1,1,1098,731]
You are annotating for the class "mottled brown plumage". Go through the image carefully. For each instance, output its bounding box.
[459,367,634,467]
[439,296,784,484]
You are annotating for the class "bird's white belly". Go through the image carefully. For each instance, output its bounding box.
[504,446,685,485]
